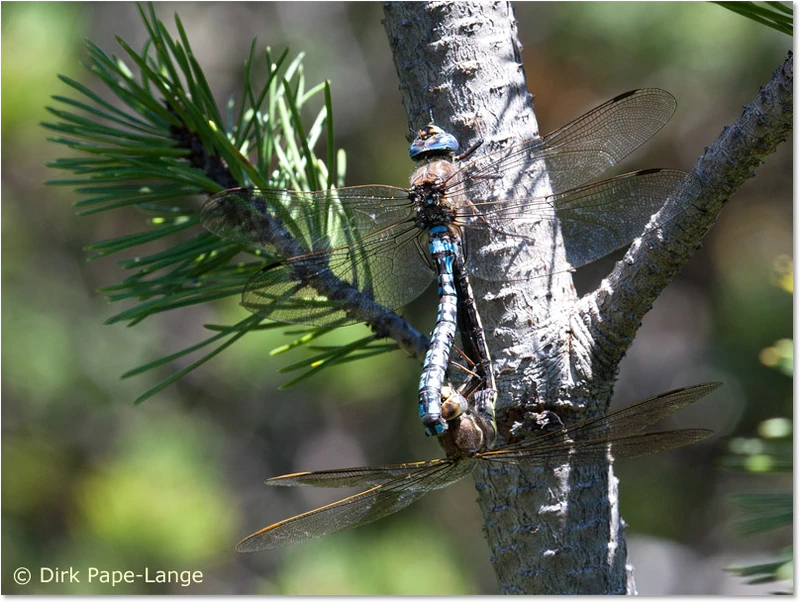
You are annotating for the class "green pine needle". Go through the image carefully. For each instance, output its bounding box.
[730,493,793,536]
[725,416,793,591]
[46,2,371,401]
[727,549,793,589]
[276,335,389,388]
[712,1,793,36]
[129,315,263,404]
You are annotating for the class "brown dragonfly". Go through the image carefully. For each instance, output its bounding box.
[236,382,720,552]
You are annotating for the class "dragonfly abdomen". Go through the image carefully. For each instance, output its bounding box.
[419,226,460,436]
[453,248,496,396]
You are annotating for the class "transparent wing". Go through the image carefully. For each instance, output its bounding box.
[202,185,415,251]
[461,169,702,281]
[201,186,435,326]
[263,459,455,488]
[479,429,712,466]
[237,459,474,552]
[446,88,677,199]
[238,384,718,550]
[242,225,432,326]
[479,382,721,463]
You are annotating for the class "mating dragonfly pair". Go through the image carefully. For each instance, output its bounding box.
[202,88,703,437]
[201,90,711,551]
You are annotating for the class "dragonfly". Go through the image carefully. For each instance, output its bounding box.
[235,382,720,552]
[201,89,703,436]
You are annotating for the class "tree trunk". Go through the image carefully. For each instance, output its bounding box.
[382,1,792,595]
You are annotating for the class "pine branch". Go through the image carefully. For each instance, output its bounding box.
[45,3,428,402]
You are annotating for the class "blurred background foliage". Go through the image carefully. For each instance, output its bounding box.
[2,2,791,594]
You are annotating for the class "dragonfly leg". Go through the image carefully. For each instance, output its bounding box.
[455,139,484,163]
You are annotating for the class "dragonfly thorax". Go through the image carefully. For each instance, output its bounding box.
[440,408,496,459]
[409,160,460,230]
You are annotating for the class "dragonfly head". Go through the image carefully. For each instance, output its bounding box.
[440,385,468,421]
[439,386,498,458]
[409,125,459,161]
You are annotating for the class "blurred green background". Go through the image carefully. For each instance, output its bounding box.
[2,2,791,594]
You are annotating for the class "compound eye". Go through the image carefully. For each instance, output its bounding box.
[440,386,467,421]
[409,129,459,160]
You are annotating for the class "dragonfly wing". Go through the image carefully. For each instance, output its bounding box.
[237,459,473,552]
[499,382,721,453]
[556,169,702,268]
[534,88,677,192]
[264,459,455,488]
[568,382,720,440]
[201,186,434,326]
[447,89,677,200]
[478,429,712,467]
[242,224,434,326]
[202,186,413,252]
[462,169,702,282]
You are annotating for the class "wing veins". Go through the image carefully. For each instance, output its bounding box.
[236,459,466,551]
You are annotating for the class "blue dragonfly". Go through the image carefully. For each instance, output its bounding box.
[201,89,702,436]
[235,382,720,552]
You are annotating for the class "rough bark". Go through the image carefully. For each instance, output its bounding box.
[383,1,792,595]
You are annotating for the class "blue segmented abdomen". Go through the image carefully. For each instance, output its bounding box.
[419,228,459,436]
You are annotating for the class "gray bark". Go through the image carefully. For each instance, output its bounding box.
[382,1,792,595]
